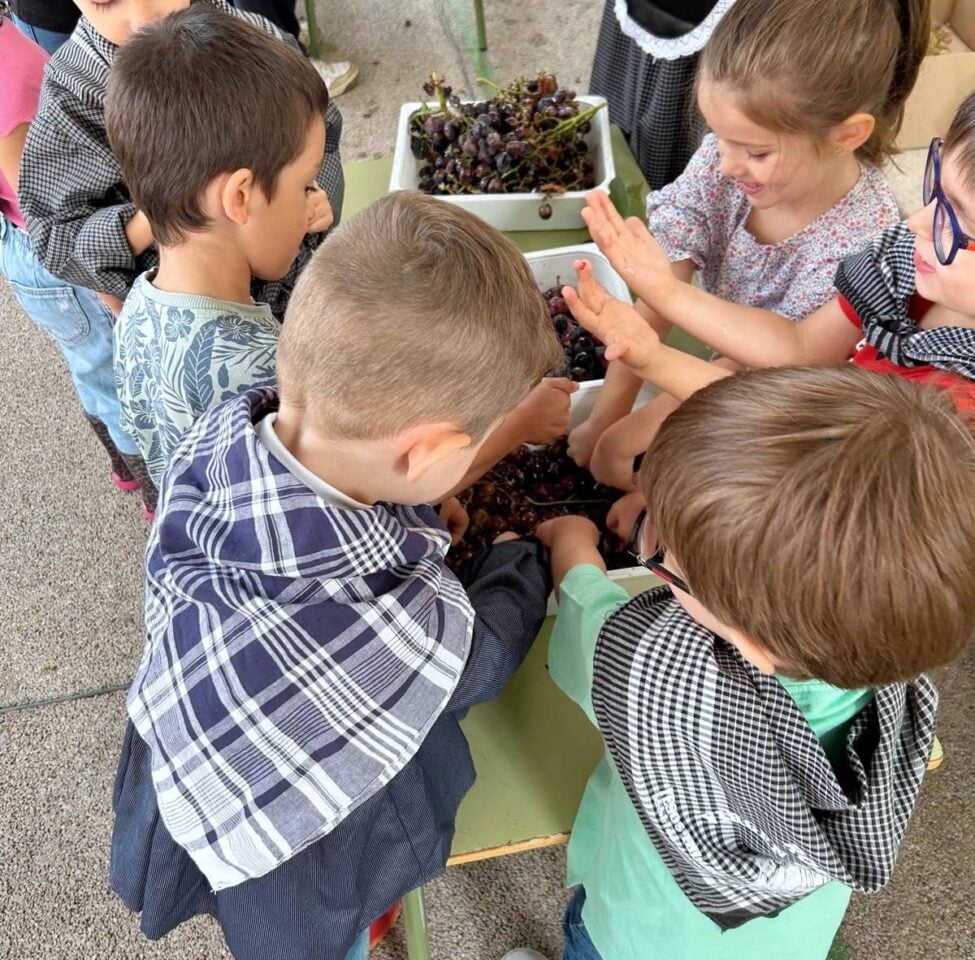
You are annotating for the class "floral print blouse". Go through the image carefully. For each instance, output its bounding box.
[114,271,278,485]
[646,134,901,320]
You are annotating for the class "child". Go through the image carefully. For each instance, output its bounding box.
[109,190,568,960]
[17,0,343,323]
[106,8,573,509]
[510,366,975,960]
[570,0,925,491]
[569,88,975,414]
[105,5,331,504]
[0,5,150,499]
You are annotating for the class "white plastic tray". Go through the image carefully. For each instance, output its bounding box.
[389,95,614,231]
[523,243,654,429]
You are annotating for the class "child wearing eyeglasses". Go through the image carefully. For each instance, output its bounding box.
[569,89,975,418]
[503,365,975,960]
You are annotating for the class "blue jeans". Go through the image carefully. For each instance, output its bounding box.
[9,12,73,55]
[0,213,137,454]
[562,887,603,960]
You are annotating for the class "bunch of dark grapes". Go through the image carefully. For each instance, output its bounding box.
[544,285,607,382]
[447,439,632,571]
[410,72,604,219]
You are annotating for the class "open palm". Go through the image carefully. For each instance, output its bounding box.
[563,260,662,372]
[581,190,672,301]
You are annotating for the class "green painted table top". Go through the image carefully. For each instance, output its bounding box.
[340,131,698,859]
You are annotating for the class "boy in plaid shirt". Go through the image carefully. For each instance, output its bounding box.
[510,366,975,960]
[109,191,574,960]
[18,0,343,320]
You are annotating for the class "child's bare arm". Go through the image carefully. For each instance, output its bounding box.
[535,516,605,598]
[568,275,689,468]
[563,261,732,402]
[445,378,578,497]
[582,190,859,366]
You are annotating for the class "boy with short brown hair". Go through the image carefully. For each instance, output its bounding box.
[521,365,975,960]
[105,4,332,506]
[109,190,567,960]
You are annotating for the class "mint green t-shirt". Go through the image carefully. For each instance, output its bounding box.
[114,271,279,485]
[549,564,874,960]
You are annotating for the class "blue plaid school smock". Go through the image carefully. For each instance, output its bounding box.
[110,388,552,959]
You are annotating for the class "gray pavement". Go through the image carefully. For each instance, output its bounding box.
[0,2,968,959]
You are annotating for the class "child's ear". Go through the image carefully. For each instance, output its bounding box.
[219,168,257,227]
[402,424,472,483]
[832,113,876,156]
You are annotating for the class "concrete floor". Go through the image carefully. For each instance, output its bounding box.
[1,2,970,959]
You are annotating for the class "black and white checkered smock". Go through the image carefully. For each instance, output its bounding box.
[835,221,975,380]
[18,0,344,319]
[591,587,938,930]
[589,0,737,190]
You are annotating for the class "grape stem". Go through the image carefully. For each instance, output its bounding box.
[524,496,610,507]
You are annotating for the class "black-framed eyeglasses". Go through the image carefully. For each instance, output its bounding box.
[625,508,691,595]
[923,137,975,266]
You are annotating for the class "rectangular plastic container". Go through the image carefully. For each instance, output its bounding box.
[523,243,655,430]
[389,95,614,231]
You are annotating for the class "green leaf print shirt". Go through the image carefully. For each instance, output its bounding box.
[114,271,279,485]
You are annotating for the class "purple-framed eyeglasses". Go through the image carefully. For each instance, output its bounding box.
[626,508,691,595]
[923,137,975,266]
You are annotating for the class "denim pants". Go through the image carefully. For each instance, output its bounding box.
[562,887,604,960]
[0,213,138,455]
[9,12,73,55]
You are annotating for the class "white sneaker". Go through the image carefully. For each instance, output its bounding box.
[311,58,359,97]
[501,951,549,960]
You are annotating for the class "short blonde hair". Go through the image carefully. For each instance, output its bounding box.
[642,366,975,688]
[277,191,562,441]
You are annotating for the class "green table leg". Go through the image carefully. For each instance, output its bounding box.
[473,0,487,51]
[304,0,320,59]
[403,887,432,960]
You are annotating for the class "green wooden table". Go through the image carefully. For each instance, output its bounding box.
[341,131,694,960]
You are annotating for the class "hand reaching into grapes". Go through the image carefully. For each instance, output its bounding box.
[589,418,644,491]
[581,191,674,304]
[567,416,602,469]
[305,184,334,234]
[563,261,663,375]
[438,497,470,546]
[535,515,604,590]
[606,491,646,544]
[514,377,578,445]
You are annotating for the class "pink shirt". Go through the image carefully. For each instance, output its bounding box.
[0,19,48,228]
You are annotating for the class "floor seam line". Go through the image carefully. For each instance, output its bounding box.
[0,682,129,716]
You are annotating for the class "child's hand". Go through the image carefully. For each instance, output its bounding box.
[535,515,600,551]
[606,491,646,544]
[439,497,469,546]
[581,190,673,302]
[536,515,605,590]
[563,261,663,374]
[306,184,334,234]
[514,377,578,444]
[589,418,643,491]
[567,416,602,469]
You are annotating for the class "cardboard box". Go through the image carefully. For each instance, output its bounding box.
[898,0,975,148]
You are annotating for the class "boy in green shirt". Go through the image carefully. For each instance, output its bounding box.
[506,366,975,960]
